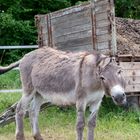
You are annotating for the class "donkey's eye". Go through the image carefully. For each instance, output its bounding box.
[118,70,122,74]
[100,76,105,81]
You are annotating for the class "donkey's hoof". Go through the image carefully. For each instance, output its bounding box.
[33,134,44,140]
[16,133,25,140]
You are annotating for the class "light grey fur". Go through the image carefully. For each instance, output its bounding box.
[15,47,126,140]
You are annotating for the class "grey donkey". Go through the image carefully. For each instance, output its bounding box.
[15,47,126,140]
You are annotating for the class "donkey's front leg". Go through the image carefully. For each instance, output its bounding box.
[87,101,101,140]
[87,111,97,140]
[76,101,86,140]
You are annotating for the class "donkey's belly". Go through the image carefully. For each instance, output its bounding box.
[39,90,76,106]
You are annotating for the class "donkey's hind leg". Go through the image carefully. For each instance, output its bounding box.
[15,93,34,140]
[29,93,44,140]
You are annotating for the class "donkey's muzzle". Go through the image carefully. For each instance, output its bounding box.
[112,93,127,106]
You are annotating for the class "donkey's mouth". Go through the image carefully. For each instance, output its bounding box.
[110,85,127,106]
[112,96,127,106]
[114,100,127,106]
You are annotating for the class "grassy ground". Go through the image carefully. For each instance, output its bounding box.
[0,71,140,140]
[0,70,21,89]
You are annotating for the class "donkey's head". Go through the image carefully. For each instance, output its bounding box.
[97,56,126,106]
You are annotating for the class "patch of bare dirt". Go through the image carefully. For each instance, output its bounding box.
[116,17,140,55]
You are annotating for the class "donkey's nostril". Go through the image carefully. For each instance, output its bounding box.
[113,93,126,104]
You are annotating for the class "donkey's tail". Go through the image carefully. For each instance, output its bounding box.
[0,59,22,75]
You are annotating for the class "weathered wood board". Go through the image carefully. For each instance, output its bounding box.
[35,0,116,55]
[120,62,140,93]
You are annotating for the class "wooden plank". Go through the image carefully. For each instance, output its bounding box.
[119,57,135,62]
[91,2,97,50]
[41,32,48,40]
[51,3,90,19]
[126,93,140,96]
[97,33,111,43]
[96,26,109,35]
[118,54,140,58]
[97,41,109,50]
[125,84,140,93]
[53,21,91,36]
[60,44,93,52]
[42,25,48,34]
[96,11,108,21]
[55,37,92,49]
[96,25,110,35]
[40,16,48,26]
[37,15,49,47]
[40,31,48,44]
[51,8,90,24]
[110,0,117,55]
[98,49,111,54]
[52,15,91,31]
[118,56,140,62]
[96,19,110,28]
[124,76,140,85]
[95,3,110,14]
[54,24,91,37]
[54,29,92,43]
[123,69,140,77]
[120,62,140,70]
[95,0,109,7]
[41,39,48,46]
[37,25,43,35]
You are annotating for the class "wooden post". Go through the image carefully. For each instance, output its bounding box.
[109,0,117,55]
[90,0,117,55]
[90,0,97,50]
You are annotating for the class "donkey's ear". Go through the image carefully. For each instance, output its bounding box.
[96,54,109,68]
[96,54,106,65]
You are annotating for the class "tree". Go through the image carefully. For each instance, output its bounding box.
[115,0,140,19]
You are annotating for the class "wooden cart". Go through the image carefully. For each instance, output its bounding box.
[35,0,116,55]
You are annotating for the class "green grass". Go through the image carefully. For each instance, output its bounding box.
[0,93,21,113]
[0,70,21,89]
[0,71,140,140]
[0,95,140,140]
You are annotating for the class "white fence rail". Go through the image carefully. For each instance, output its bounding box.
[0,89,22,93]
[0,45,38,49]
[0,45,38,93]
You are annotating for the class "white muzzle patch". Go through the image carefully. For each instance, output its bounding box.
[111,85,125,97]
